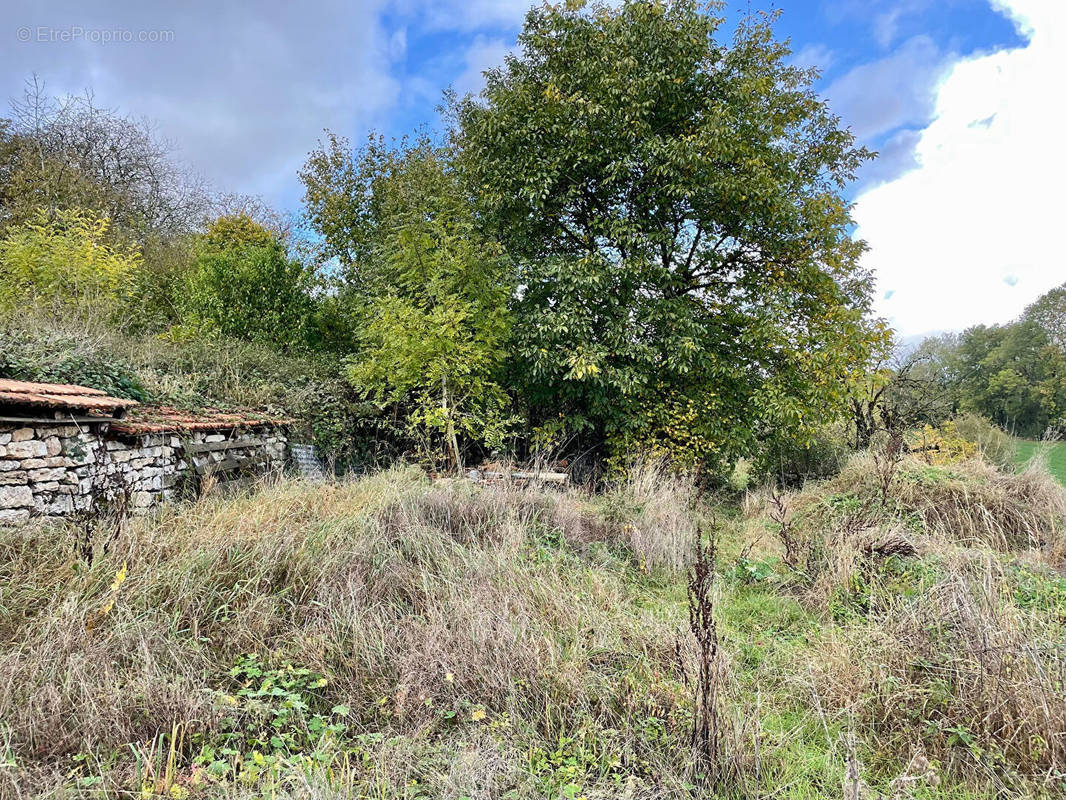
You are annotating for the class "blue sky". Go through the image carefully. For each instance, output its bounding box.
[2,0,1061,337]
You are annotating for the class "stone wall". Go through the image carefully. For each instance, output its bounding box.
[0,422,287,524]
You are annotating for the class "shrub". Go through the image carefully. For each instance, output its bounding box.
[953,412,1017,470]
[0,207,141,316]
[749,424,851,488]
[906,420,977,464]
[182,243,315,350]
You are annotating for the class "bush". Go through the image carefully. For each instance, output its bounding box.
[182,242,315,350]
[953,412,1017,470]
[0,208,141,316]
[750,424,851,488]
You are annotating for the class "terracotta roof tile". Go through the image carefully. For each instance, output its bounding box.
[0,379,139,413]
[110,406,294,435]
[0,379,292,433]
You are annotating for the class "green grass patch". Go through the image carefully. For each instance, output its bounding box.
[1014,438,1066,483]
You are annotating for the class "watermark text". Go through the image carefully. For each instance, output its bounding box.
[16,26,175,44]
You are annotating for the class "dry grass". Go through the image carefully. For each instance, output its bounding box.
[3,452,1064,798]
[782,452,1066,561]
[0,468,698,798]
[748,452,1066,792]
[601,459,700,572]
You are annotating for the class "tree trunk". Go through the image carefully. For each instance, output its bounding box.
[442,373,462,472]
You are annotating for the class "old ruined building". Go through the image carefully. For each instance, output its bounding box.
[0,379,290,524]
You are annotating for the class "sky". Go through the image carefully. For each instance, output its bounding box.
[2,0,1061,340]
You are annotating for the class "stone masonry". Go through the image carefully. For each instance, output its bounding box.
[0,422,288,525]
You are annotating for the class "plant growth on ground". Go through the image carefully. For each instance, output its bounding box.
[0,450,1062,799]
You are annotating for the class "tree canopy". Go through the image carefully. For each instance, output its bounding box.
[456,0,882,470]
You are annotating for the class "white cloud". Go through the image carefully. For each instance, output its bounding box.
[452,36,512,96]
[791,43,835,73]
[2,0,399,210]
[873,9,902,48]
[853,0,1066,337]
[824,35,949,140]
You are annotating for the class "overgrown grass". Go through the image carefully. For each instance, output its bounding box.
[1,455,1063,798]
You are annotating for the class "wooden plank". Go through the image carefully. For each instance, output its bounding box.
[187,439,265,454]
[481,470,568,484]
[0,415,119,425]
[195,454,272,476]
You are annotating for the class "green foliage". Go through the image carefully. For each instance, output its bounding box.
[0,322,148,400]
[1023,281,1066,352]
[0,207,142,315]
[181,215,316,349]
[954,320,1066,436]
[215,654,348,756]
[298,131,389,281]
[202,213,279,252]
[457,0,880,472]
[343,142,514,468]
[750,424,851,487]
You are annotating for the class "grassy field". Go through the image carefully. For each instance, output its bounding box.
[1,457,1064,799]
[1015,438,1066,483]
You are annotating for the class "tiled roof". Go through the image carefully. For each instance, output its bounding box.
[0,379,139,414]
[109,406,294,435]
[0,380,292,433]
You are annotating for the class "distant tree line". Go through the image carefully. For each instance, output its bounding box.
[903,288,1066,438]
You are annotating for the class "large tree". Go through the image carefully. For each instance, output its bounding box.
[457,0,882,470]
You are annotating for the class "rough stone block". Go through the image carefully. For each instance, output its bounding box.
[28,467,66,483]
[11,428,34,442]
[0,508,30,524]
[45,437,62,456]
[0,472,28,486]
[0,485,33,508]
[34,481,60,492]
[204,434,226,443]
[0,433,11,446]
[132,491,155,508]
[20,458,47,469]
[0,460,19,472]
[7,440,48,459]
[47,495,73,514]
